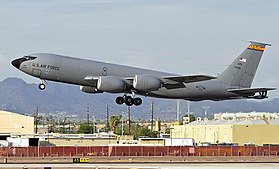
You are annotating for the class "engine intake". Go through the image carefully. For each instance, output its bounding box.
[133,75,161,91]
[80,86,103,93]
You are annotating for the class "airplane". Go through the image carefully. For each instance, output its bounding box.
[11,41,275,106]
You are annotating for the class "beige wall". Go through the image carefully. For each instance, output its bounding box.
[0,111,34,135]
[171,124,233,144]
[171,123,279,146]
[233,125,279,145]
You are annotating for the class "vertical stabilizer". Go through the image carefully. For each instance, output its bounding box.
[218,41,271,88]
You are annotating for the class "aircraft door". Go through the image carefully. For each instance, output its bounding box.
[32,69,41,78]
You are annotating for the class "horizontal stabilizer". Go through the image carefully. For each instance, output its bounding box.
[163,75,216,84]
[227,88,276,95]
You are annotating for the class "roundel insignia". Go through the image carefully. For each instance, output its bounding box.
[102,67,108,76]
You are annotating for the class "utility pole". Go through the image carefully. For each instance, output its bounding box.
[106,105,109,133]
[92,116,95,134]
[68,119,71,134]
[46,112,50,133]
[35,107,38,134]
[57,114,60,133]
[87,103,90,126]
[176,100,180,122]
[121,112,126,136]
[128,106,131,135]
[188,101,191,123]
[62,115,66,134]
[151,102,154,132]
[202,106,210,122]
[202,106,209,126]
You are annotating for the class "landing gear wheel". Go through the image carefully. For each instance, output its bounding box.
[115,95,143,106]
[259,91,267,98]
[133,97,142,106]
[124,96,134,106]
[116,97,124,105]
[39,83,46,90]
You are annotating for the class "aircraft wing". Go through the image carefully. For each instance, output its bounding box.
[227,88,276,95]
[84,74,216,90]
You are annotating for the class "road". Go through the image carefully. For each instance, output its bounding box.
[1,163,279,169]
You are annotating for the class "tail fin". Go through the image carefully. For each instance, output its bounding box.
[218,41,271,88]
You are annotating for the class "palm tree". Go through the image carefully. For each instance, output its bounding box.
[109,115,120,133]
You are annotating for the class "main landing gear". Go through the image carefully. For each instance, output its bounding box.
[115,96,142,106]
[38,80,46,90]
[259,91,268,98]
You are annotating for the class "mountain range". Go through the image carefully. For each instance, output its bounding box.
[0,77,279,120]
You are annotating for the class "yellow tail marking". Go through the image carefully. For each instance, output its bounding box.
[248,45,265,51]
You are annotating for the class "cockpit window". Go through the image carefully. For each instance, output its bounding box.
[23,55,37,60]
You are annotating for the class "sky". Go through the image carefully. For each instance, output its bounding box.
[1,0,279,98]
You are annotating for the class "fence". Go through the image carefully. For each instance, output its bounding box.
[0,146,279,157]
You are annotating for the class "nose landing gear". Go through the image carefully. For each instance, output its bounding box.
[115,95,142,106]
[38,80,46,90]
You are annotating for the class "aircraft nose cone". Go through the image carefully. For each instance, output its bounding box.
[11,58,26,69]
[11,59,21,69]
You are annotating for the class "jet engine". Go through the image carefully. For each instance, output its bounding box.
[97,76,125,92]
[80,86,103,93]
[133,75,162,91]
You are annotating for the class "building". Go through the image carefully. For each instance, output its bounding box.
[214,112,279,120]
[0,110,34,135]
[171,115,279,146]
[37,133,117,146]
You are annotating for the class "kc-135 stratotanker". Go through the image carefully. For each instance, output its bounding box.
[12,41,275,106]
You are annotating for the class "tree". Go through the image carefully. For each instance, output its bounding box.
[165,127,171,134]
[109,115,120,133]
[78,122,92,134]
[36,115,44,125]
[46,115,55,133]
[134,127,156,139]
[184,113,196,122]
[115,125,128,135]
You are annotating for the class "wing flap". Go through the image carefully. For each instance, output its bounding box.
[227,88,276,95]
[162,75,216,84]
[163,83,186,90]
[161,75,216,90]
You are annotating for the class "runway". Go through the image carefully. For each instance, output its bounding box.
[1,163,279,169]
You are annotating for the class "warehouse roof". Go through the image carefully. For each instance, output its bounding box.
[188,119,279,126]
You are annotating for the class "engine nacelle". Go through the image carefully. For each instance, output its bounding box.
[97,76,125,92]
[80,86,103,94]
[133,75,161,91]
